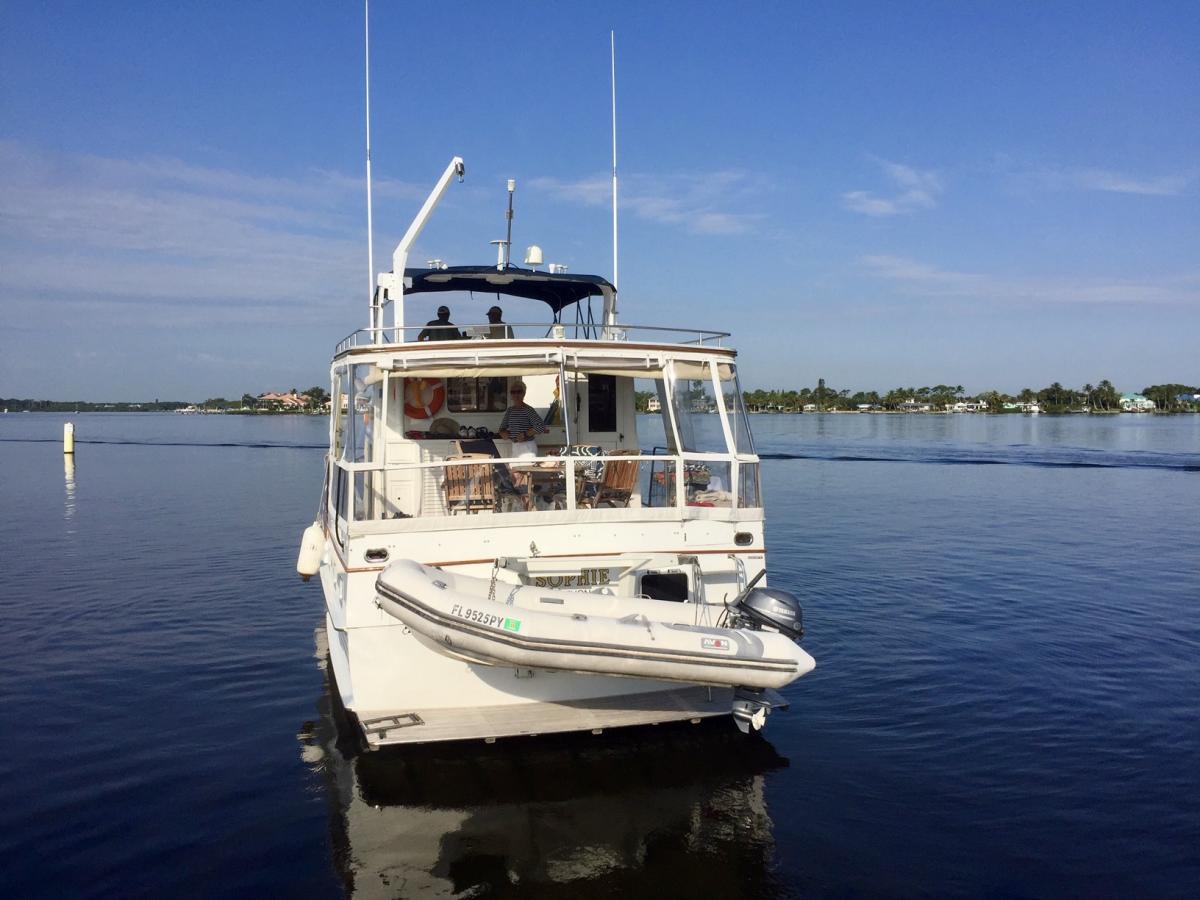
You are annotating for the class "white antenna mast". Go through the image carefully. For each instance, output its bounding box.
[364,0,377,333]
[610,31,619,294]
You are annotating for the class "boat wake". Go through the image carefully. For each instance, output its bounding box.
[758,450,1199,472]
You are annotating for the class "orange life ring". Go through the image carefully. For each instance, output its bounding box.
[404,378,445,419]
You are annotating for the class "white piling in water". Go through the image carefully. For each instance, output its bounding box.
[63,422,75,454]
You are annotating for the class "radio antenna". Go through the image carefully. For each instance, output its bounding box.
[610,30,619,294]
[364,0,377,330]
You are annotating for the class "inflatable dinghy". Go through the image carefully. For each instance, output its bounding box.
[375,559,816,731]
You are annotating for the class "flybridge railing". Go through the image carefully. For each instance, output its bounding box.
[334,323,730,355]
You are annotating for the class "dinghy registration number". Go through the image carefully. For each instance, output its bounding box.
[450,604,522,633]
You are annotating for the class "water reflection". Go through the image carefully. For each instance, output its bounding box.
[300,632,790,898]
[64,455,76,524]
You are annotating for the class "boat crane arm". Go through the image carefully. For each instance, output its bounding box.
[375,156,465,338]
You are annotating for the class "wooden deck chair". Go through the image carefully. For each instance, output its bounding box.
[453,438,525,503]
[443,453,497,514]
[579,449,639,508]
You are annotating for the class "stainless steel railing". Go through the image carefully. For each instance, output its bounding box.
[334,322,730,355]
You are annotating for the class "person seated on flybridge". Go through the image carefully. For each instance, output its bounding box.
[418,306,463,341]
[498,381,547,459]
[486,306,515,339]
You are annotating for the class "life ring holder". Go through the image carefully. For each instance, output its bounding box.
[404,378,446,419]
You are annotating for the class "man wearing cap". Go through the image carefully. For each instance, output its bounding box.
[418,306,463,341]
[486,306,515,339]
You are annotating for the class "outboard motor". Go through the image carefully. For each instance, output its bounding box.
[727,574,806,733]
[728,586,804,640]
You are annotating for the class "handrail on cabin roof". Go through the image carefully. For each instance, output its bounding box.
[334,322,731,356]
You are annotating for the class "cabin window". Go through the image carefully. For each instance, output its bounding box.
[587,374,617,433]
[446,377,508,413]
[348,363,379,463]
[723,367,755,455]
[333,367,351,461]
[738,462,762,508]
[634,376,672,451]
[670,363,725,453]
[333,465,350,545]
[640,572,689,603]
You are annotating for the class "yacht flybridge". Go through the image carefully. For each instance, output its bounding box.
[297,157,814,748]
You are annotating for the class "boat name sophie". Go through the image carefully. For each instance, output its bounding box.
[532,569,612,588]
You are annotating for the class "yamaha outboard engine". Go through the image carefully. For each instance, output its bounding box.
[727,574,805,733]
[728,586,804,640]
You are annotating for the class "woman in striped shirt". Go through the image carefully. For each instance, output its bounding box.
[498,380,548,459]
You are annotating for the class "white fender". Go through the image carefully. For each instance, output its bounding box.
[297,522,324,580]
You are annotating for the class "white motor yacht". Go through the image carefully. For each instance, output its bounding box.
[297,158,815,748]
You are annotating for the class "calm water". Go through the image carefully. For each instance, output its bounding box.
[1,412,1197,898]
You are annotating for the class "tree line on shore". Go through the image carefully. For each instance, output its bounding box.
[736,380,1199,413]
[7,380,1197,415]
[2,387,331,414]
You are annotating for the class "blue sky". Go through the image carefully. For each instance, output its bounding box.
[2,1,1197,400]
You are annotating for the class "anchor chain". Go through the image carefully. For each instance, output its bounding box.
[487,559,500,604]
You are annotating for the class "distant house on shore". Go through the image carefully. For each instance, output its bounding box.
[945,401,987,413]
[646,396,661,413]
[898,399,932,413]
[258,391,307,410]
[1120,393,1156,412]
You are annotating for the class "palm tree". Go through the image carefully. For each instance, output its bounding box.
[1095,380,1118,411]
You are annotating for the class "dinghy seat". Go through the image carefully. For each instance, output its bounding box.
[579,449,639,508]
[443,453,497,513]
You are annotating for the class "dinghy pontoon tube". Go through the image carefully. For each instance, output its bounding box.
[374,559,816,732]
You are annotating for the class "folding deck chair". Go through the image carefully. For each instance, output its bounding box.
[442,453,497,514]
[577,449,639,508]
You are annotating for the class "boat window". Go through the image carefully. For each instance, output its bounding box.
[352,471,386,521]
[640,572,689,603]
[634,377,672,451]
[333,366,351,461]
[670,362,725,453]
[348,364,380,463]
[446,377,508,413]
[587,374,617,433]
[333,465,350,545]
[722,366,755,455]
[737,462,762,508]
